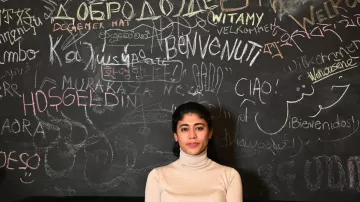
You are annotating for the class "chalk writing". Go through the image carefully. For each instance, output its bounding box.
[101,60,184,83]
[0,41,39,64]
[0,0,359,200]
[53,22,105,32]
[285,0,360,31]
[284,40,360,74]
[52,0,218,23]
[258,155,360,195]
[0,151,40,171]
[0,81,21,98]
[0,8,40,27]
[216,18,277,35]
[165,32,262,66]
[211,12,264,26]
[264,23,342,59]
[22,87,139,116]
[0,118,44,137]
[235,77,278,104]
[307,59,358,83]
[288,115,359,131]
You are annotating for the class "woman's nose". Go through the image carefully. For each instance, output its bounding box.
[188,128,197,139]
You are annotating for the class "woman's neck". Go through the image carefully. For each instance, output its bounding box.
[178,148,210,168]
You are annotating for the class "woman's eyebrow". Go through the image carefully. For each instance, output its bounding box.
[179,123,189,127]
[179,123,205,127]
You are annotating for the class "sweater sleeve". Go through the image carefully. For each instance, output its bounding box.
[226,168,243,202]
[145,168,161,202]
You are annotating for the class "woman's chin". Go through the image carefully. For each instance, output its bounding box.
[183,147,203,155]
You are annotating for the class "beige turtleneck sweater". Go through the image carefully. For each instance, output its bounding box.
[145,148,243,202]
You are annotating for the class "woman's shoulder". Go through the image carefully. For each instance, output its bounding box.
[148,161,178,175]
[210,163,242,188]
[211,162,241,178]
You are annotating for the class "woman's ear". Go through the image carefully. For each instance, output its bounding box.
[209,129,213,139]
[174,133,178,142]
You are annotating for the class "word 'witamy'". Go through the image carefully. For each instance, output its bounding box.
[212,12,264,26]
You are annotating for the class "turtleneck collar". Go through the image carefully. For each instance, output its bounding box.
[177,148,210,168]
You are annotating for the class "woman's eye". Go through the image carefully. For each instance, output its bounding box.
[196,127,204,131]
[181,128,189,132]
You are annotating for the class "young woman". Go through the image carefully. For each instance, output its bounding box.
[145,102,243,202]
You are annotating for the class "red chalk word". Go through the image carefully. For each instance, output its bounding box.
[22,87,136,116]
[0,151,40,171]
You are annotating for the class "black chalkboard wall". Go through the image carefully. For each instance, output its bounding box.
[0,0,360,201]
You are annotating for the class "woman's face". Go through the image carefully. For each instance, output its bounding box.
[174,113,212,155]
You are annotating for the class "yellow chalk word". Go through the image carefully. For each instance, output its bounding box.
[212,12,264,26]
[307,59,357,84]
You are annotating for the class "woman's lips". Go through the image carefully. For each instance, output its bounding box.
[186,143,199,147]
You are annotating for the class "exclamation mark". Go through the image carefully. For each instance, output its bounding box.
[121,93,124,107]
[34,70,37,89]
[275,79,279,94]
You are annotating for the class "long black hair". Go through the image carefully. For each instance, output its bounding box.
[171,102,219,162]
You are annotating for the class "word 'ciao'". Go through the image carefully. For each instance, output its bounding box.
[22,88,137,116]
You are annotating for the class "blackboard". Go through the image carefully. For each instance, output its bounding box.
[0,0,360,201]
